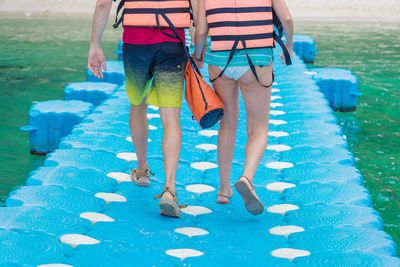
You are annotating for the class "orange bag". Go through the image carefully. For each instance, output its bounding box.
[185,59,224,128]
[153,11,224,128]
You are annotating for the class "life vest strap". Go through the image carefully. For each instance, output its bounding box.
[210,38,282,87]
[273,31,292,66]
[113,0,125,29]
[156,11,209,110]
[210,39,239,83]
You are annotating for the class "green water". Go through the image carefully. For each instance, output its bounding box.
[298,21,400,254]
[0,16,399,253]
[0,16,121,202]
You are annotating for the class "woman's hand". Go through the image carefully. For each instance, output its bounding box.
[88,45,107,79]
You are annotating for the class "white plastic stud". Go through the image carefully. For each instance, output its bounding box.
[195,144,217,152]
[185,184,215,194]
[149,105,159,111]
[268,131,289,137]
[107,172,131,183]
[270,110,286,116]
[190,162,218,171]
[266,182,296,193]
[271,95,282,101]
[304,71,317,76]
[79,212,115,225]
[198,129,218,137]
[165,249,204,261]
[269,119,288,126]
[60,234,100,249]
[271,248,310,261]
[269,226,305,238]
[116,152,137,161]
[273,82,278,86]
[174,227,209,238]
[267,144,292,152]
[149,125,157,130]
[267,204,300,215]
[95,193,127,204]
[181,206,212,216]
[147,113,160,119]
[265,162,294,171]
[270,102,284,108]
[126,136,151,142]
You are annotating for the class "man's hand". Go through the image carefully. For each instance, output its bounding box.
[192,49,205,69]
[192,53,204,69]
[88,46,107,79]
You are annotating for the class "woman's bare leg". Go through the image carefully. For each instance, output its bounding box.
[209,65,239,202]
[238,64,273,182]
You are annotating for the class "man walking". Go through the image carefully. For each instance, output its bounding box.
[88,0,193,217]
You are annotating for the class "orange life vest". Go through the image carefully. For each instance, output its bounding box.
[206,0,291,85]
[205,0,275,52]
[113,0,191,29]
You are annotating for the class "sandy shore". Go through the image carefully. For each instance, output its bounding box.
[1,0,400,21]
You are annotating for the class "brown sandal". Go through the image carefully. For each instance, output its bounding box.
[217,189,233,204]
[154,187,187,218]
[234,176,264,215]
[130,169,154,187]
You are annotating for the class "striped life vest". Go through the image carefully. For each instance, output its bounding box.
[206,0,275,52]
[206,0,292,84]
[113,0,191,29]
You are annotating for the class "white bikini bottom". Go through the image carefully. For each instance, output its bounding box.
[218,66,250,80]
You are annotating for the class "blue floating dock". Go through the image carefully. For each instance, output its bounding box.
[311,68,362,111]
[20,100,94,154]
[293,34,317,63]
[3,34,399,266]
[64,82,119,107]
[86,60,125,85]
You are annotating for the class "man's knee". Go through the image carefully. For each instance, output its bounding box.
[160,107,181,128]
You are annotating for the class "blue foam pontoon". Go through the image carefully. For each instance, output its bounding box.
[3,35,398,266]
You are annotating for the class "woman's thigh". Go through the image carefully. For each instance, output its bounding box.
[238,63,273,127]
[209,64,239,121]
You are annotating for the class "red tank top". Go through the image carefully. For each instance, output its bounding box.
[122,27,186,45]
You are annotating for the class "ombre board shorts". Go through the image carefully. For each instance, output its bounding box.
[123,42,187,107]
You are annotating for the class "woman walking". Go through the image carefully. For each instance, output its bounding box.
[194,0,293,215]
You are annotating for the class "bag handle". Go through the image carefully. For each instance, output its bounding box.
[155,11,209,110]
